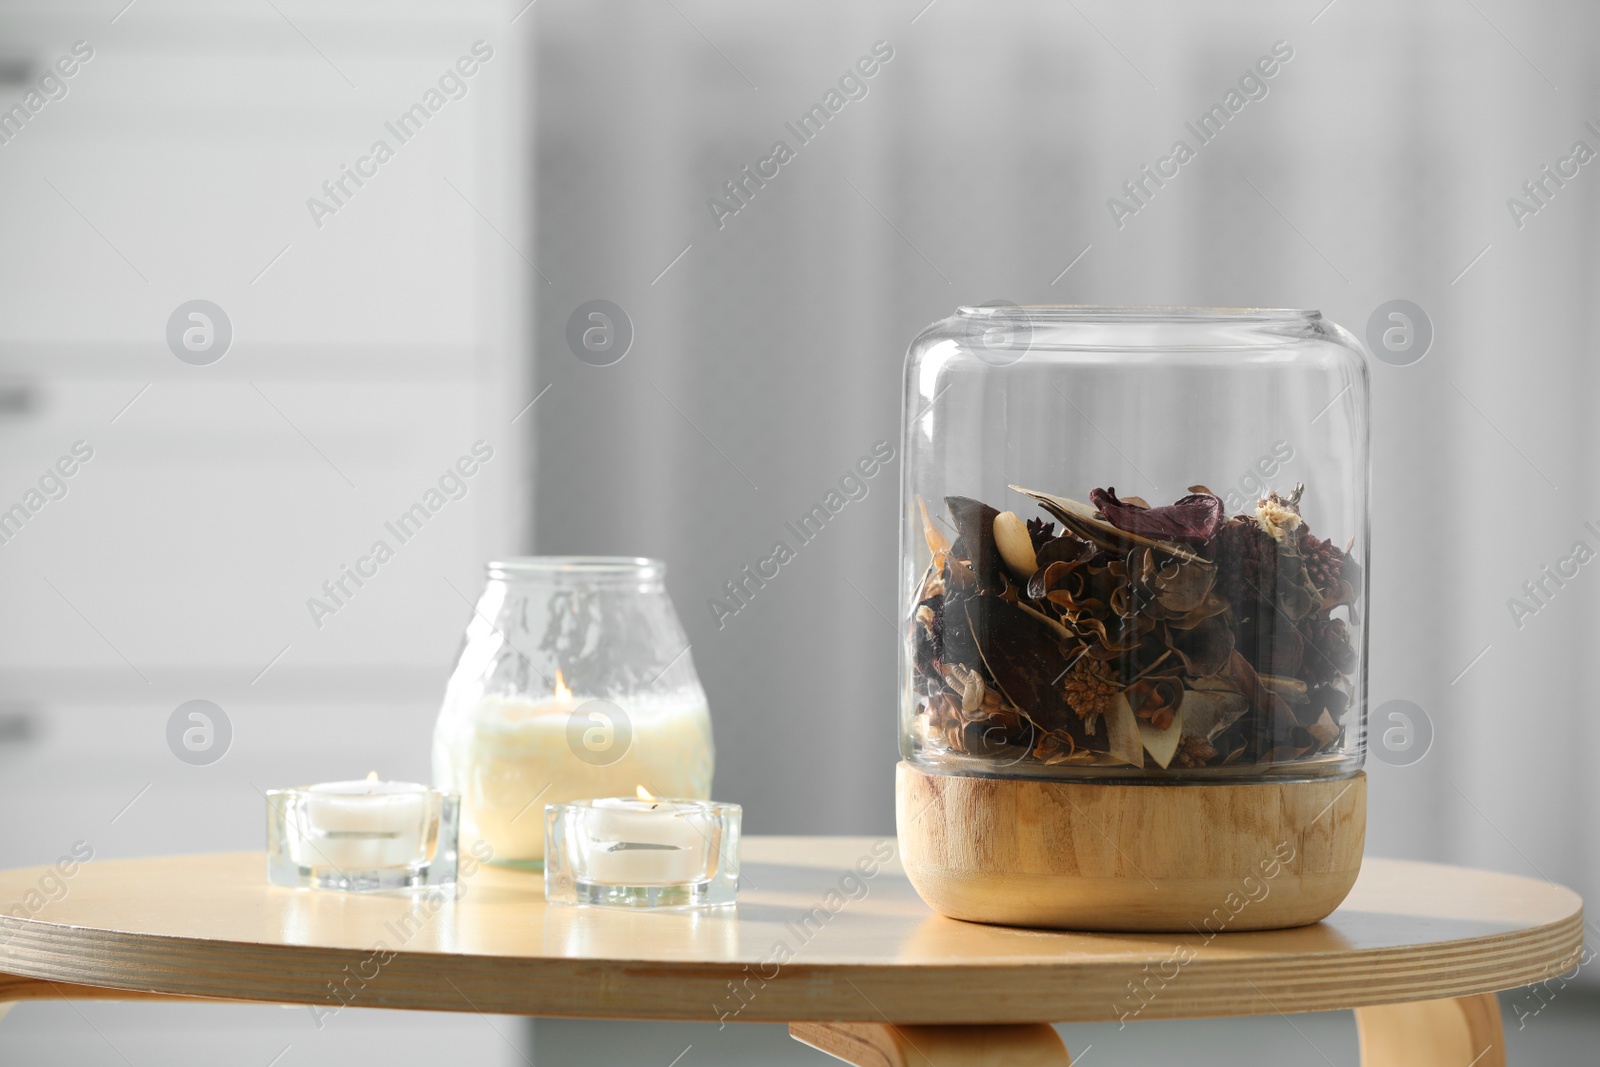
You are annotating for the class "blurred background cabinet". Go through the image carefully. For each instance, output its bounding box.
[0,2,531,1061]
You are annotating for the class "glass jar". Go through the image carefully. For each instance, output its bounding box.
[433,557,713,867]
[901,306,1369,782]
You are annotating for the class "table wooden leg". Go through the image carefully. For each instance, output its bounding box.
[1354,993,1504,1067]
[789,1022,1072,1066]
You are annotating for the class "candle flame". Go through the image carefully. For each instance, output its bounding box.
[554,671,572,702]
[636,785,655,801]
[365,771,379,782]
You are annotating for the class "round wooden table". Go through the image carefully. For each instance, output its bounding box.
[0,837,1582,1066]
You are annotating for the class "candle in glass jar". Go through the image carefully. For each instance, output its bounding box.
[289,774,430,870]
[434,672,713,864]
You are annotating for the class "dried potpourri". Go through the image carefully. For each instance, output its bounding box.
[908,482,1360,772]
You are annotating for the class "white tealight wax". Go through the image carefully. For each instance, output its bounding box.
[580,797,713,886]
[291,776,430,870]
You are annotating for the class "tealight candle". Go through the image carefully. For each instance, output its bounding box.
[266,774,460,892]
[582,795,714,885]
[296,775,430,870]
[545,791,741,909]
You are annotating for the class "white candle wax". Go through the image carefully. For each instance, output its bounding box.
[291,778,430,870]
[580,797,712,886]
[433,690,713,863]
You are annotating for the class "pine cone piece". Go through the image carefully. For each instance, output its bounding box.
[1025,516,1057,553]
[1214,517,1269,611]
[1062,660,1115,733]
[1299,528,1346,593]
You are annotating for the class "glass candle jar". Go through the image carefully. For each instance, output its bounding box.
[432,557,714,867]
[901,307,1369,782]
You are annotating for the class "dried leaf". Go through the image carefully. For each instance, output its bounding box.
[1305,685,1350,725]
[1259,674,1309,704]
[1034,534,1097,570]
[1152,558,1217,616]
[1128,546,1217,617]
[1165,616,1236,678]
[965,596,1081,737]
[1273,547,1322,621]
[946,496,1004,592]
[917,495,951,561]
[1228,648,1293,722]
[938,589,982,671]
[1013,596,1077,643]
[1307,709,1341,747]
[1178,688,1249,741]
[1103,692,1145,767]
[1189,674,1240,692]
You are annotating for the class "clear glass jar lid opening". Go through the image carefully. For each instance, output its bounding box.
[956,305,1320,324]
[486,556,665,583]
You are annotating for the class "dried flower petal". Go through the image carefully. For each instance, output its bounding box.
[1138,706,1185,768]
[1090,487,1225,545]
[1032,728,1079,764]
[1125,676,1184,731]
[1255,486,1305,544]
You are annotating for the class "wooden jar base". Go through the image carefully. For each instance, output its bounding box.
[896,762,1365,932]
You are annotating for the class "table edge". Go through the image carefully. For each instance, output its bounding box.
[0,905,1582,1023]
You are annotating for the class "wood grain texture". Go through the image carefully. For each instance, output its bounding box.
[0,837,1581,1023]
[0,973,247,1007]
[1355,993,1504,1067]
[790,1022,1071,1065]
[897,762,1365,931]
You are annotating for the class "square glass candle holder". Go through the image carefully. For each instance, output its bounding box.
[267,782,459,892]
[545,797,741,909]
